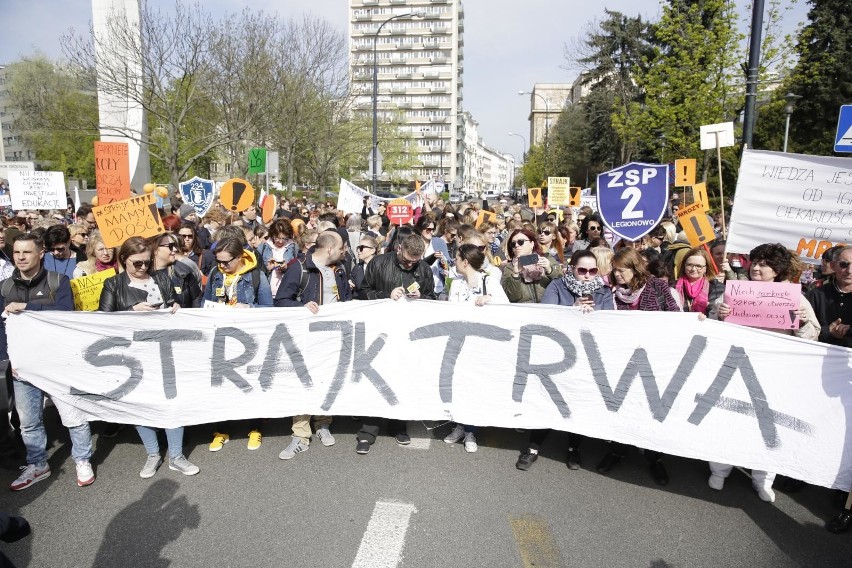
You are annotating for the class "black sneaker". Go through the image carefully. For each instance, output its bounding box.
[650,459,670,486]
[828,510,852,534]
[356,440,371,455]
[566,448,582,470]
[596,452,622,474]
[516,450,538,471]
[394,433,411,445]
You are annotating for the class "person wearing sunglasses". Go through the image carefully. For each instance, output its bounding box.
[416,214,450,296]
[501,228,563,304]
[42,225,77,279]
[537,221,565,266]
[68,224,89,261]
[352,235,379,291]
[262,219,298,296]
[575,213,605,251]
[73,231,117,279]
[513,250,615,472]
[202,236,273,309]
[153,233,202,309]
[710,243,818,504]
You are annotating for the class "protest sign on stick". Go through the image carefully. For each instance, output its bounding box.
[94,141,131,204]
[93,193,164,249]
[475,210,497,229]
[70,269,117,311]
[7,170,66,210]
[723,280,801,330]
[547,177,570,206]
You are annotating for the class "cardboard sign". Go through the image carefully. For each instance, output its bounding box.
[94,141,131,204]
[386,198,413,225]
[0,161,34,182]
[94,193,164,249]
[692,182,710,212]
[547,177,570,206]
[700,122,735,150]
[724,280,801,330]
[248,148,266,175]
[475,209,498,229]
[527,188,543,208]
[219,178,256,213]
[7,170,66,210]
[569,187,582,207]
[261,193,277,224]
[674,159,696,187]
[677,205,715,246]
[70,269,116,311]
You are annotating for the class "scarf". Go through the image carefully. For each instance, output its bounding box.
[614,283,645,306]
[675,276,709,314]
[562,267,604,298]
[96,258,117,273]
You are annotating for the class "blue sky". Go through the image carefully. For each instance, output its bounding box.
[0,0,808,161]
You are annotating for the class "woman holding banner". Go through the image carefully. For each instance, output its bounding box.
[596,248,680,486]
[154,233,202,309]
[708,243,818,502]
[98,237,199,479]
[674,248,724,316]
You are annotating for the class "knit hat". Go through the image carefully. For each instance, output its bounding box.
[178,204,195,219]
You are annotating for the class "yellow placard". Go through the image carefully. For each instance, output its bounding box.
[674,159,697,187]
[475,209,498,229]
[692,182,710,212]
[547,177,570,206]
[678,209,715,247]
[93,193,165,249]
[527,188,543,208]
[70,269,116,311]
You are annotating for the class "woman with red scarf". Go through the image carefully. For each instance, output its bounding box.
[674,247,724,316]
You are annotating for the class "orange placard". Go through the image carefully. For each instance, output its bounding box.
[93,193,165,249]
[475,209,497,229]
[527,188,543,208]
[677,206,715,247]
[568,186,582,207]
[219,178,256,213]
[692,182,710,212]
[674,158,697,187]
[94,141,131,205]
[261,194,277,224]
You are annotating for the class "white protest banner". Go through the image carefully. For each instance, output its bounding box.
[7,301,852,490]
[0,161,34,181]
[723,280,801,330]
[7,170,66,210]
[337,178,372,214]
[727,149,852,262]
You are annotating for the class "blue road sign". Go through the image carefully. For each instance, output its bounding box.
[597,162,669,241]
[835,105,852,153]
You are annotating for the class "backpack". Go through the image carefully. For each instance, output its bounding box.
[1,271,61,303]
[290,259,311,303]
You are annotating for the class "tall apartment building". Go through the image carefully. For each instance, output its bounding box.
[349,0,464,189]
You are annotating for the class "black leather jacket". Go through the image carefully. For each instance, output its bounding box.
[357,251,436,300]
[98,270,176,312]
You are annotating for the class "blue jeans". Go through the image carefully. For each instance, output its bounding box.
[135,426,184,458]
[13,378,93,465]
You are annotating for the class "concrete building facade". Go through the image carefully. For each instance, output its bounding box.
[0,65,36,164]
[525,83,572,146]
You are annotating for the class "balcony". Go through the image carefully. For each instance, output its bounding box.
[363,0,378,4]
[354,13,372,21]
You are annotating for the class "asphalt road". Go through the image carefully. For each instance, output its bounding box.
[2,411,852,568]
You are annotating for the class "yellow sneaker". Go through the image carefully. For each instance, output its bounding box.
[247,430,262,451]
[209,432,229,452]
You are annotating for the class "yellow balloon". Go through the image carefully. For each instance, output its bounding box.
[143,183,156,194]
[155,186,169,198]
[90,196,99,207]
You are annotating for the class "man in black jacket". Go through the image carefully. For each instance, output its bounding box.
[354,234,435,455]
[0,234,95,491]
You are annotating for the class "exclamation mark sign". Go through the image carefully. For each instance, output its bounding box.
[230,182,246,211]
[690,216,707,242]
[149,202,161,229]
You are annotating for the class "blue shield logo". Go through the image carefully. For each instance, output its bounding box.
[179,176,215,218]
[596,162,669,241]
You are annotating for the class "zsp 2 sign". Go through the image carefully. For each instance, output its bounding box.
[597,162,669,241]
[386,198,413,225]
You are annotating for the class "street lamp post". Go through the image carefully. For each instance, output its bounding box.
[783,92,802,153]
[372,11,422,194]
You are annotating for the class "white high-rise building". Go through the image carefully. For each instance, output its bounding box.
[349,0,464,189]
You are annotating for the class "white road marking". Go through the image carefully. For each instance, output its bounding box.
[351,501,418,568]
[403,421,433,450]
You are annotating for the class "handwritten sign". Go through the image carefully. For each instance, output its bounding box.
[248,148,266,175]
[70,269,116,311]
[94,141,131,204]
[547,177,570,206]
[7,170,66,210]
[93,193,164,248]
[724,280,801,330]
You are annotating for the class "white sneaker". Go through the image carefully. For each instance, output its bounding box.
[708,473,725,491]
[444,424,465,444]
[464,432,478,453]
[316,426,335,447]
[279,437,309,460]
[755,485,776,503]
[11,463,51,491]
[76,459,95,487]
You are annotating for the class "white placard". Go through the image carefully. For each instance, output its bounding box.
[7,300,852,491]
[0,161,34,181]
[726,149,852,262]
[7,170,66,210]
[700,121,735,150]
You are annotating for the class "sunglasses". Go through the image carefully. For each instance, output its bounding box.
[130,259,152,270]
[539,230,552,236]
[838,260,852,270]
[575,267,599,276]
[357,245,375,252]
[511,239,529,248]
[423,226,435,232]
[50,246,68,254]
[588,226,602,231]
[179,234,194,239]
[159,243,179,251]
[397,254,419,267]
[216,257,237,268]
[76,233,89,238]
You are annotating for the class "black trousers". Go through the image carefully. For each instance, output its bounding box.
[357,419,407,444]
[610,441,663,463]
[527,429,583,451]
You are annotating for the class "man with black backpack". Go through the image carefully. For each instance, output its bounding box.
[0,234,96,491]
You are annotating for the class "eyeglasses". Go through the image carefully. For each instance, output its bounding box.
[216,257,237,268]
[159,243,179,251]
[130,259,152,270]
[575,267,599,276]
[423,226,435,232]
[539,230,552,236]
[448,232,458,238]
[179,233,194,239]
[837,260,852,270]
[685,263,707,270]
[511,239,529,248]
[50,246,68,254]
[588,226,602,232]
[357,245,375,252]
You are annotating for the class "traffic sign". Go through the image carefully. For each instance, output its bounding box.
[386,198,413,225]
[834,105,852,153]
[597,162,669,241]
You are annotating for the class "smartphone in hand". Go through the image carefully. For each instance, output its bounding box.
[519,254,539,267]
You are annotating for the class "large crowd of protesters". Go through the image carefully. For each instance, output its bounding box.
[1,186,852,547]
